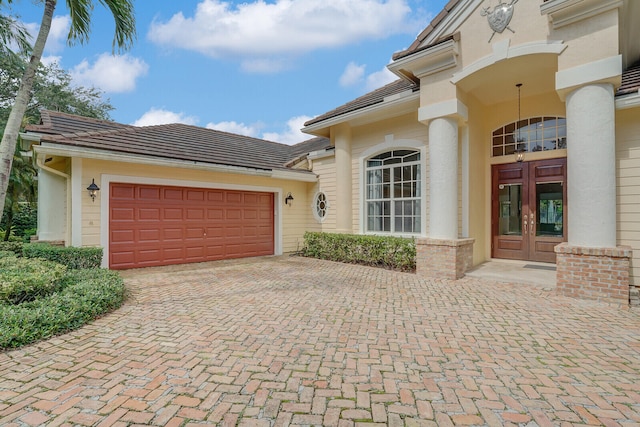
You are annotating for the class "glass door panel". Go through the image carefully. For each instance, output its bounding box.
[536,182,563,238]
[498,184,522,236]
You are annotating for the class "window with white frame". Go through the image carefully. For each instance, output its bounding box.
[313,191,328,222]
[365,149,421,234]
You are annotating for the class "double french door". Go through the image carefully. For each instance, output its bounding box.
[491,158,567,263]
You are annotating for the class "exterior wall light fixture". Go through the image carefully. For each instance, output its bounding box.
[285,192,294,205]
[87,179,100,202]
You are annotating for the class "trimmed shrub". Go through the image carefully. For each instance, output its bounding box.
[23,244,103,269]
[301,232,416,272]
[0,241,24,256]
[0,256,67,304]
[0,268,126,349]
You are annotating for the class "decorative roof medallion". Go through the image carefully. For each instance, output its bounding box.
[480,0,518,42]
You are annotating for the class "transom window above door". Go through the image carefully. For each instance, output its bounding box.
[365,150,421,234]
[492,117,566,157]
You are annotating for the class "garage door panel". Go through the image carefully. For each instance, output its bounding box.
[164,228,183,240]
[139,229,161,242]
[186,209,205,220]
[139,208,161,221]
[163,208,183,220]
[112,207,135,221]
[111,229,134,243]
[163,188,183,200]
[139,187,161,200]
[110,183,274,269]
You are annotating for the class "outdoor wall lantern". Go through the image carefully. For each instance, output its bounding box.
[87,179,100,202]
[285,192,294,206]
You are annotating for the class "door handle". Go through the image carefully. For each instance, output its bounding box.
[530,215,535,236]
[523,214,527,235]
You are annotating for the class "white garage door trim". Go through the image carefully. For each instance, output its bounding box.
[100,174,284,268]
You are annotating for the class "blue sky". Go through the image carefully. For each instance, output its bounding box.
[9,0,449,144]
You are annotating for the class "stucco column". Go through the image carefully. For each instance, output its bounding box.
[429,116,459,240]
[566,83,616,247]
[333,123,352,233]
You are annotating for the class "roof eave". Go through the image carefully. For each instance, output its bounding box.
[34,143,318,183]
[302,92,420,136]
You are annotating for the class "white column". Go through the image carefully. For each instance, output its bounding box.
[429,117,459,240]
[333,124,352,233]
[566,83,616,247]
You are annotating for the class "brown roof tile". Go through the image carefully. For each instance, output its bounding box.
[26,110,132,135]
[618,61,640,96]
[304,79,418,127]
[32,111,324,174]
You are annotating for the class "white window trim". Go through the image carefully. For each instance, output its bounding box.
[100,174,284,268]
[311,190,329,223]
[359,136,427,237]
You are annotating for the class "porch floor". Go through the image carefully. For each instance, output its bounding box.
[465,259,557,289]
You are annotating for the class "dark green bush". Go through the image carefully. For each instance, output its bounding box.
[0,256,67,304]
[23,244,103,269]
[0,268,126,349]
[301,232,416,272]
[1,203,37,237]
[0,241,24,256]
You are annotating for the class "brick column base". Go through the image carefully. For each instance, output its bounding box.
[554,243,632,305]
[416,238,475,280]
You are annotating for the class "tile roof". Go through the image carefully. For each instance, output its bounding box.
[618,61,640,96]
[304,79,418,127]
[31,111,329,174]
[26,110,132,135]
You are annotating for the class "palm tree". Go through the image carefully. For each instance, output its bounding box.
[2,141,36,241]
[0,0,136,213]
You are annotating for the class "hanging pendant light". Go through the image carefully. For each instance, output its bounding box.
[515,83,526,163]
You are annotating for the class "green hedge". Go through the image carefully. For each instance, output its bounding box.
[22,244,103,269]
[0,256,67,304]
[0,241,24,256]
[0,268,126,350]
[301,232,416,272]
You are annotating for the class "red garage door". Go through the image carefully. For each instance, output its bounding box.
[109,183,274,269]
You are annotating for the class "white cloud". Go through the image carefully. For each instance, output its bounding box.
[22,15,70,55]
[206,121,260,137]
[148,0,416,72]
[262,115,314,145]
[365,66,397,91]
[70,54,148,93]
[132,108,198,126]
[40,56,62,67]
[340,62,365,87]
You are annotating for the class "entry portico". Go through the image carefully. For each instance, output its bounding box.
[303,0,640,304]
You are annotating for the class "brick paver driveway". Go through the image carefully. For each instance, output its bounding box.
[1,256,639,426]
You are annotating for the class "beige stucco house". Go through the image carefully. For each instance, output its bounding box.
[23,0,640,305]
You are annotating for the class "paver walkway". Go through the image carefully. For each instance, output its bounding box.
[1,256,639,426]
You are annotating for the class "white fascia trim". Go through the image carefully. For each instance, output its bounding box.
[418,99,468,124]
[615,91,640,110]
[422,0,483,45]
[99,174,286,268]
[302,92,420,135]
[308,148,335,161]
[451,40,567,85]
[556,55,622,98]
[541,0,623,29]
[388,38,458,79]
[34,143,318,183]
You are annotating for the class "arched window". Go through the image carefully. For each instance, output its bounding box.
[365,149,421,234]
[492,116,566,157]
